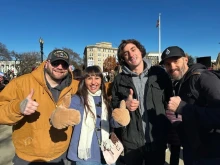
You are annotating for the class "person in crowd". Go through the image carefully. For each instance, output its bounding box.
[73,68,83,81]
[51,65,130,165]
[111,39,173,165]
[108,70,115,82]
[0,49,80,165]
[0,72,6,91]
[160,46,220,165]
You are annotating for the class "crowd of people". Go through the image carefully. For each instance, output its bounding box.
[0,39,220,165]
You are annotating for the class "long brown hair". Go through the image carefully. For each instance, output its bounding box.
[76,65,111,118]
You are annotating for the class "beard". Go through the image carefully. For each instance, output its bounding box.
[45,67,68,81]
[169,67,185,81]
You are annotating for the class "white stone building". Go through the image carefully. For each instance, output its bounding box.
[145,52,161,65]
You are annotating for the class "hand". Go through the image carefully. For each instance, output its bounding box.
[20,89,39,115]
[112,100,130,126]
[126,89,139,111]
[167,96,181,112]
[166,110,182,123]
[50,106,81,129]
[166,110,177,123]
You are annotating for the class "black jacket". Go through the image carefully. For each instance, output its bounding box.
[111,65,172,153]
[176,63,220,159]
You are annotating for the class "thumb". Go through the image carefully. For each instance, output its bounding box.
[27,89,34,100]
[120,100,126,109]
[128,89,133,100]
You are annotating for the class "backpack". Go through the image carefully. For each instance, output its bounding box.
[190,69,220,100]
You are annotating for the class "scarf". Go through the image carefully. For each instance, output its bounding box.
[78,89,110,160]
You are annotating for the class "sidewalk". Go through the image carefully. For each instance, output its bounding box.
[0,125,184,165]
[0,125,14,165]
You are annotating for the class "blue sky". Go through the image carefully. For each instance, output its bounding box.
[1,0,220,61]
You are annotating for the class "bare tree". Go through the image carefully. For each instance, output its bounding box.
[10,51,21,69]
[16,52,41,76]
[103,56,117,73]
[62,48,83,70]
[0,42,12,60]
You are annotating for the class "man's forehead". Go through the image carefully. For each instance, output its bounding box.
[123,44,137,51]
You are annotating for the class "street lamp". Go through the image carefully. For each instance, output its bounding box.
[39,38,44,62]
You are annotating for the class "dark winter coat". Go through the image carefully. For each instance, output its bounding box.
[176,63,220,159]
[111,65,172,153]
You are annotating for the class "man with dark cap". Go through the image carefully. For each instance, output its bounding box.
[0,49,81,165]
[160,46,220,165]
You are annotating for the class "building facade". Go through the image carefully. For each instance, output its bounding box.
[145,52,161,65]
[83,42,118,71]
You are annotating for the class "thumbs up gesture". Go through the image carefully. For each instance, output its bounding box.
[20,89,39,115]
[112,100,130,126]
[126,89,139,111]
[50,92,81,129]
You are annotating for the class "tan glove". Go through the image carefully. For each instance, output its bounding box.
[50,105,81,129]
[112,100,130,126]
[50,92,81,129]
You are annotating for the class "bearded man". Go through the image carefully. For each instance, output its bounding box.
[161,46,220,165]
[0,49,80,165]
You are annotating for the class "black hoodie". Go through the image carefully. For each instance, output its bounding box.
[175,63,220,159]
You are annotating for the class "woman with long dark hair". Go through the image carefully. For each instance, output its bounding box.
[66,65,129,165]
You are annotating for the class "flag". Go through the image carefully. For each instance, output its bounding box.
[156,19,159,28]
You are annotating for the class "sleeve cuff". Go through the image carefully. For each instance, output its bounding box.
[176,100,187,114]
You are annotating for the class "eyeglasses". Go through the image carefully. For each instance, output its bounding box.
[50,60,69,70]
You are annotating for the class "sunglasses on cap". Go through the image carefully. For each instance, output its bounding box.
[50,60,69,70]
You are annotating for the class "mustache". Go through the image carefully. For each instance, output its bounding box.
[53,69,66,73]
[169,69,179,73]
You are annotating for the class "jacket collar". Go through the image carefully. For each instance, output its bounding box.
[31,61,73,91]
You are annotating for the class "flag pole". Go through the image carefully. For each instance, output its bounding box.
[158,13,161,62]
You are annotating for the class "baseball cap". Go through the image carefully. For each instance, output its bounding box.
[160,46,185,65]
[47,49,70,65]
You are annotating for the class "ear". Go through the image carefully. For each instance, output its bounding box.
[184,56,188,64]
[45,60,49,68]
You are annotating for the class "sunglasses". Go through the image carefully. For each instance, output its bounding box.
[50,60,69,69]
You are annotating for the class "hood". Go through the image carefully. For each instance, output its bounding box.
[31,61,48,89]
[121,58,152,76]
[182,63,207,83]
